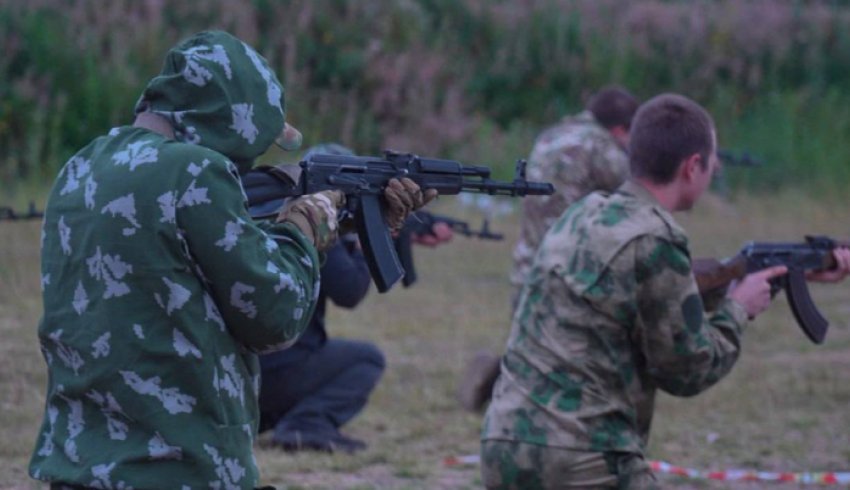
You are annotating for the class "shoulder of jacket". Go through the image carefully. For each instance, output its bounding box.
[536,119,615,152]
[590,192,688,254]
[157,140,231,165]
[649,206,688,247]
[157,141,242,181]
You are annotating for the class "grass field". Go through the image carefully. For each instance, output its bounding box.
[1,189,849,489]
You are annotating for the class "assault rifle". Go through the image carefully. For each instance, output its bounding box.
[395,211,504,287]
[242,150,553,292]
[0,202,43,221]
[717,149,765,167]
[693,235,848,344]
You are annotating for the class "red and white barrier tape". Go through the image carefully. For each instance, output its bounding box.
[443,454,482,467]
[443,454,850,485]
[650,460,850,485]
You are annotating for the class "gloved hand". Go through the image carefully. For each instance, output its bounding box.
[384,178,438,234]
[275,190,345,251]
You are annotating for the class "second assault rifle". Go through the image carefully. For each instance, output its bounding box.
[395,211,504,288]
[0,202,43,221]
[693,235,848,344]
[242,150,554,292]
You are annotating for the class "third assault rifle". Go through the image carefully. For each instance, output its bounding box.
[693,235,848,344]
[242,150,553,292]
[395,211,504,287]
[0,202,43,221]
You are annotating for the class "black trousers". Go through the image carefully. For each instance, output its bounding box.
[259,338,385,441]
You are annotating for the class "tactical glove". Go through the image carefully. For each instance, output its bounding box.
[275,190,345,252]
[384,177,438,234]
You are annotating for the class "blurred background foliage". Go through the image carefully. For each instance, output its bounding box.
[2,0,850,198]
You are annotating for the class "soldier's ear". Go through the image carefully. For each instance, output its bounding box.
[678,154,703,183]
[609,126,629,148]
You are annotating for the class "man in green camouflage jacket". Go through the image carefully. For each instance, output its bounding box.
[458,87,640,413]
[29,31,429,489]
[480,94,790,489]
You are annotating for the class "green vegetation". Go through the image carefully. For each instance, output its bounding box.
[3,0,850,195]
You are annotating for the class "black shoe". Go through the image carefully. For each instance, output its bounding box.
[457,351,501,412]
[328,433,367,454]
[272,430,367,454]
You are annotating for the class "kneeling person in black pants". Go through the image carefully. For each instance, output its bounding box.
[259,232,380,454]
[254,143,379,454]
[255,142,452,454]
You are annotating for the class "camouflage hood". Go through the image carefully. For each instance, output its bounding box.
[135,30,301,171]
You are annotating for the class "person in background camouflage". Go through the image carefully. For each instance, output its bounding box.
[509,86,639,303]
[458,87,640,413]
[480,94,794,489]
[29,31,430,490]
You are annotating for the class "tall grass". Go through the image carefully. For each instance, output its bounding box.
[3,0,850,196]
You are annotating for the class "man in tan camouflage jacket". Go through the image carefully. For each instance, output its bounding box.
[510,86,640,304]
[459,86,640,412]
[480,94,792,489]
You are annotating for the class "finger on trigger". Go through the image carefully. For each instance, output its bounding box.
[760,265,788,280]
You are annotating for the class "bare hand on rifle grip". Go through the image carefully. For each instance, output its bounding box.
[412,222,454,247]
[727,265,788,318]
[806,247,850,283]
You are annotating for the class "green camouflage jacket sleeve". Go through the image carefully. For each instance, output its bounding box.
[628,235,750,396]
[176,156,320,352]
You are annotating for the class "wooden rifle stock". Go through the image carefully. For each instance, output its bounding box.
[691,236,849,343]
[692,255,748,294]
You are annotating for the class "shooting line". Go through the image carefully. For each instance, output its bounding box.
[443,454,850,485]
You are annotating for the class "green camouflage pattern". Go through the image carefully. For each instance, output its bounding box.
[137,30,293,171]
[510,111,629,295]
[30,32,319,489]
[484,181,749,455]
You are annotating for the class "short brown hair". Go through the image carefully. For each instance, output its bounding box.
[586,86,640,130]
[628,94,714,184]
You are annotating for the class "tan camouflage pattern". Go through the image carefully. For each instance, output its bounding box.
[276,190,345,252]
[480,440,658,489]
[510,111,629,296]
[383,177,437,233]
[483,181,749,456]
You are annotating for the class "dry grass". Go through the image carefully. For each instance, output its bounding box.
[2,190,849,489]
